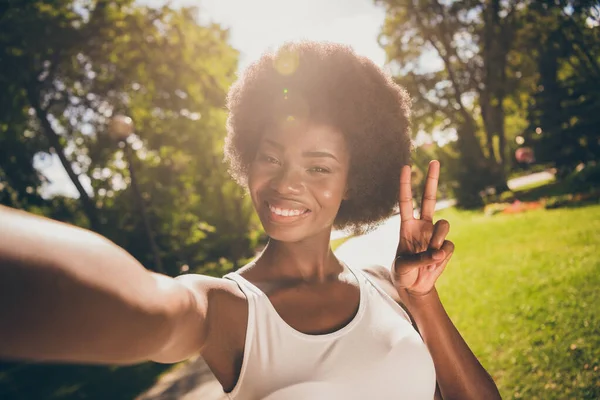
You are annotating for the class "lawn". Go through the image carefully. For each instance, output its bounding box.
[435,204,600,399]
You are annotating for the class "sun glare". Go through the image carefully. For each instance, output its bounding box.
[195,0,388,70]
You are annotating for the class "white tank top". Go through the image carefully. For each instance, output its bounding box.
[223,264,436,400]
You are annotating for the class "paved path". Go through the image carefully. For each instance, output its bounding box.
[137,170,554,399]
[506,170,554,190]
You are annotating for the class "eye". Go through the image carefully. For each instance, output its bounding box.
[258,153,280,165]
[309,166,331,174]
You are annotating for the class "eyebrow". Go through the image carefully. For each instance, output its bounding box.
[263,139,339,162]
[303,151,339,162]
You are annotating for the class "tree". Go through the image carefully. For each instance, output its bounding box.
[0,0,261,274]
[525,1,600,177]
[0,0,93,221]
[376,0,528,207]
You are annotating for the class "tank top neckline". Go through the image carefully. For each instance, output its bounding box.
[228,262,367,341]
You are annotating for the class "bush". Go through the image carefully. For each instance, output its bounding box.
[499,190,516,203]
[566,162,600,193]
[484,203,510,216]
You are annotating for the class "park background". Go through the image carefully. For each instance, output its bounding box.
[0,0,598,399]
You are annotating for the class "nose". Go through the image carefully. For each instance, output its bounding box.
[270,165,303,195]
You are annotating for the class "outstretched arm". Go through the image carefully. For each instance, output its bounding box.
[0,205,210,365]
[391,161,501,400]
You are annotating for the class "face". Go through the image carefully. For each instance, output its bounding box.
[248,122,350,243]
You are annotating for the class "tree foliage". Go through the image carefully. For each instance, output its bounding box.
[0,0,261,276]
[376,0,599,207]
[376,0,523,207]
[525,1,600,177]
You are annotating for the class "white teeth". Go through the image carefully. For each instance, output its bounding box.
[268,203,307,217]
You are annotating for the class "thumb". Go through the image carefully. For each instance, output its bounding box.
[394,248,446,274]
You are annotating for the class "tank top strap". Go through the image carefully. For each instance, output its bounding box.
[223,272,263,299]
[222,271,283,335]
[222,272,261,345]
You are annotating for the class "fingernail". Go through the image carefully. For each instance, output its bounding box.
[433,250,444,260]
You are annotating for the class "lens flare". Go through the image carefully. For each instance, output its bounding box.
[275,94,310,127]
[273,48,299,76]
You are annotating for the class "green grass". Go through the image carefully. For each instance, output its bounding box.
[435,205,600,399]
[514,178,572,202]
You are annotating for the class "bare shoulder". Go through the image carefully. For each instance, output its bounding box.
[151,274,247,364]
[175,274,248,318]
[177,274,249,388]
[177,272,249,332]
[175,273,245,298]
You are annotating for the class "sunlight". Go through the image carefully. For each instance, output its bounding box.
[153,0,388,70]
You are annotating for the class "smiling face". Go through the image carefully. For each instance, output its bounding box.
[248,122,350,243]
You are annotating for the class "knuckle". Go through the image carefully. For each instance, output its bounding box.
[394,256,409,269]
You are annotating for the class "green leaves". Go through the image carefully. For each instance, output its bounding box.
[525,3,600,175]
[0,1,260,276]
[378,0,599,207]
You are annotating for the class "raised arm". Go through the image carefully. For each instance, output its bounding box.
[391,161,501,400]
[0,205,211,365]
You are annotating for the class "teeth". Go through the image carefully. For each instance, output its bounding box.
[268,203,307,217]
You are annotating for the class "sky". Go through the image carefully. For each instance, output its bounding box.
[170,0,388,70]
[40,0,389,198]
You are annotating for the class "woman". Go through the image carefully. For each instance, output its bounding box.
[0,42,501,399]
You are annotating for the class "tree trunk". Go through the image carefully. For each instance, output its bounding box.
[454,121,490,209]
[27,90,101,231]
[479,0,512,191]
[479,91,498,161]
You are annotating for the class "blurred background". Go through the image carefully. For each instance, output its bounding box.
[0,0,598,399]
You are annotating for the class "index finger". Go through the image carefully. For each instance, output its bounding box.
[399,165,414,222]
[420,160,440,222]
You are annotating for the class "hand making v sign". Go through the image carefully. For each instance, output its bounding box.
[393,160,455,297]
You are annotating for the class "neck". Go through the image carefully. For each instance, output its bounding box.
[255,228,343,283]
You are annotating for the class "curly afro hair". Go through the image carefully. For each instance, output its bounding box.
[224,41,413,234]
